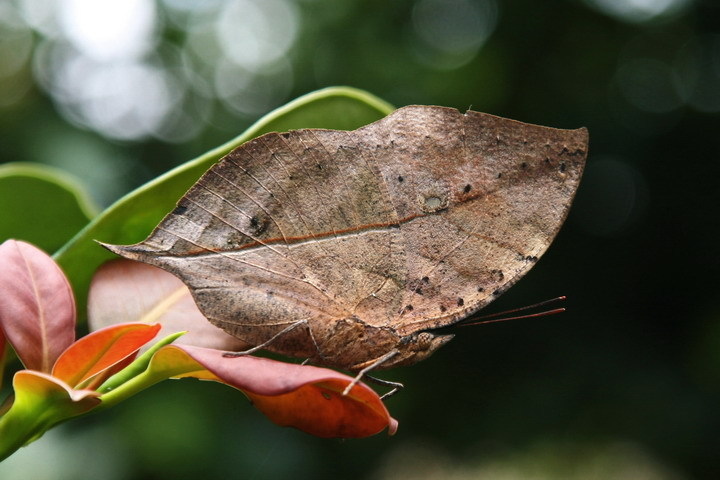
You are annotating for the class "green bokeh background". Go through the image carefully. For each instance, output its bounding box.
[2,0,720,478]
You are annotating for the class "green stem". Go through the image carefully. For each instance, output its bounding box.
[97,332,185,394]
[95,332,188,411]
[0,407,38,462]
[95,368,167,411]
[0,398,79,462]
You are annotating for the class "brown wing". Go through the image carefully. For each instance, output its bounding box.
[107,105,587,356]
[358,106,587,336]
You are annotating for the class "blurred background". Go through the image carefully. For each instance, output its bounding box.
[1,0,720,478]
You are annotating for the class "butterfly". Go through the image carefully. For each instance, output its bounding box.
[105,105,587,387]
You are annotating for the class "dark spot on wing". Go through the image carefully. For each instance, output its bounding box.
[249,215,268,235]
[491,269,505,282]
[172,205,188,216]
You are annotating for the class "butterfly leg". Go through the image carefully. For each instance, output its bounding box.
[222,319,308,357]
[342,350,399,396]
[365,375,404,400]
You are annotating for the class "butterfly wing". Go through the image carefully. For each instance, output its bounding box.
[106,106,587,361]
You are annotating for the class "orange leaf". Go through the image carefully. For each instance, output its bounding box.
[151,345,397,438]
[52,323,161,388]
[246,379,399,438]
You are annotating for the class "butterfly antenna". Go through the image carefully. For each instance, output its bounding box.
[457,296,566,327]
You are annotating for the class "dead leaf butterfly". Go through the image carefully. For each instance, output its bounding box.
[106,105,587,380]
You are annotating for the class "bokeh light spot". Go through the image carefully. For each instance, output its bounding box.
[0,4,34,78]
[584,0,690,23]
[674,35,720,113]
[217,0,299,71]
[59,0,158,62]
[572,157,649,237]
[0,2,34,107]
[614,58,682,113]
[17,0,61,37]
[214,58,294,118]
[15,0,298,141]
[411,0,498,70]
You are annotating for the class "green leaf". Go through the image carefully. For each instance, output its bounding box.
[54,87,394,319]
[0,163,98,252]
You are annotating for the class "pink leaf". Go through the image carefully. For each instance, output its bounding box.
[88,259,247,351]
[151,345,398,438]
[0,328,6,391]
[52,323,161,388]
[0,240,75,372]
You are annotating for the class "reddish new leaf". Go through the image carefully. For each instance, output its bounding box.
[88,259,247,351]
[0,240,75,372]
[0,329,5,362]
[150,345,397,438]
[245,379,399,438]
[0,328,6,391]
[52,323,161,388]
